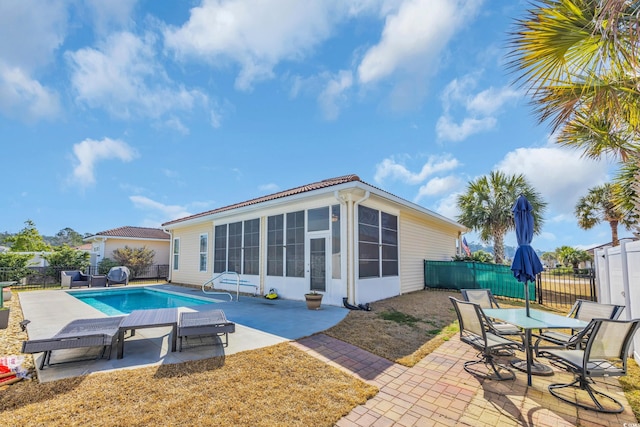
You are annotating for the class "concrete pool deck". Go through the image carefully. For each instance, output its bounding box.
[19,284,348,382]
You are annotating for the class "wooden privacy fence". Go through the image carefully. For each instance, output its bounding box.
[424,260,596,309]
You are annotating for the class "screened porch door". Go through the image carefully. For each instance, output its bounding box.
[308,235,328,293]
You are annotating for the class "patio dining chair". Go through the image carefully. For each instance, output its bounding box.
[460,289,522,337]
[538,318,639,413]
[534,299,625,355]
[449,297,521,381]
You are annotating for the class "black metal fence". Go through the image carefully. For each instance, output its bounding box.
[0,265,169,291]
[424,260,596,309]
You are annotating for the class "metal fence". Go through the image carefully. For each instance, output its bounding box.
[0,264,169,291]
[424,260,596,309]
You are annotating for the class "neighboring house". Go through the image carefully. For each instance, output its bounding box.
[84,226,171,268]
[162,174,467,306]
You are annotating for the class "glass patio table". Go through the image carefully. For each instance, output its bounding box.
[483,308,589,386]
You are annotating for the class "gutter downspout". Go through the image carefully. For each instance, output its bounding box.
[164,228,173,283]
[349,190,370,305]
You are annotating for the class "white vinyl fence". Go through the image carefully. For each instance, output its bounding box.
[594,240,640,366]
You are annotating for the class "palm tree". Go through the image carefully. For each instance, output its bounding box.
[575,183,636,246]
[556,245,592,270]
[457,171,546,264]
[508,0,640,216]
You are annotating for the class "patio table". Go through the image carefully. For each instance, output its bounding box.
[484,308,589,386]
[117,308,178,359]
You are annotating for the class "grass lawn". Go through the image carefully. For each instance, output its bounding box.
[1,287,638,425]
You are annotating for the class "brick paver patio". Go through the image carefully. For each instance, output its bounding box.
[291,334,638,426]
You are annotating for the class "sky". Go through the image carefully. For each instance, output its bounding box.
[0,0,628,253]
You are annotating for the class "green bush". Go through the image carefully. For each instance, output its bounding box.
[0,252,33,282]
[98,258,119,275]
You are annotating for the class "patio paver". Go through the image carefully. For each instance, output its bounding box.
[292,334,638,427]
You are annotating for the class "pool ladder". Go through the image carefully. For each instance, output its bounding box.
[202,271,237,302]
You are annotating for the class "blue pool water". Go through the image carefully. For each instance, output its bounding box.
[69,288,214,315]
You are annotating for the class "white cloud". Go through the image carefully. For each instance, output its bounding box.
[436,75,520,142]
[436,115,496,142]
[163,0,347,91]
[67,31,209,121]
[374,154,460,184]
[129,195,192,224]
[70,138,138,187]
[358,0,482,84]
[258,183,280,193]
[432,192,461,220]
[414,175,462,202]
[0,64,61,121]
[83,0,138,35]
[0,1,67,72]
[466,86,520,116]
[318,70,353,120]
[0,1,67,121]
[495,146,610,215]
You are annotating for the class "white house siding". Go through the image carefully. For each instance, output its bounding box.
[399,213,459,295]
[168,223,212,286]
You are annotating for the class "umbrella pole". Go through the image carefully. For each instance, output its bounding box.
[525,281,530,317]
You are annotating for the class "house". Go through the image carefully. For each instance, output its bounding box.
[84,226,171,268]
[161,174,467,306]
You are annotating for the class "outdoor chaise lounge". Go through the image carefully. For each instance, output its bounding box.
[61,270,90,289]
[22,316,125,369]
[107,266,130,286]
[177,309,235,351]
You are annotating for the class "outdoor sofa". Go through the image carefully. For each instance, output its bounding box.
[60,270,90,289]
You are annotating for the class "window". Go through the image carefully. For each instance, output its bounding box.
[358,206,398,278]
[228,222,242,273]
[308,206,329,231]
[331,204,341,279]
[213,224,227,273]
[267,215,284,276]
[214,220,260,275]
[243,219,260,275]
[173,238,180,271]
[381,212,398,276]
[199,233,208,272]
[286,211,304,277]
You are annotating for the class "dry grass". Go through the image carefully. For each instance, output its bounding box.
[325,289,460,366]
[2,287,639,425]
[0,343,376,426]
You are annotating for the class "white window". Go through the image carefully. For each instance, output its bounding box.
[173,238,180,271]
[199,233,208,272]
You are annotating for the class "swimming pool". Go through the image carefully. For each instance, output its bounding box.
[69,287,216,316]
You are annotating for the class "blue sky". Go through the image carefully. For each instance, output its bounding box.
[0,0,626,252]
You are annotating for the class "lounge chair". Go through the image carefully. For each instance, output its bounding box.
[22,316,125,369]
[177,309,235,351]
[61,270,90,289]
[107,266,130,286]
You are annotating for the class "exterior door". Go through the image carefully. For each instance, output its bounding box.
[308,236,328,292]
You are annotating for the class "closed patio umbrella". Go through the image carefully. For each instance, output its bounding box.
[510,194,543,317]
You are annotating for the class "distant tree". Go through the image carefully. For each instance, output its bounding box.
[44,245,90,271]
[5,220,51,252]
[575,183,636,247]
[457,171,546,264]
[556,246,591,269]
[112,246,155,278]
[0,252,34,281]
[541,251,558,268]
[52,228,85,247]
